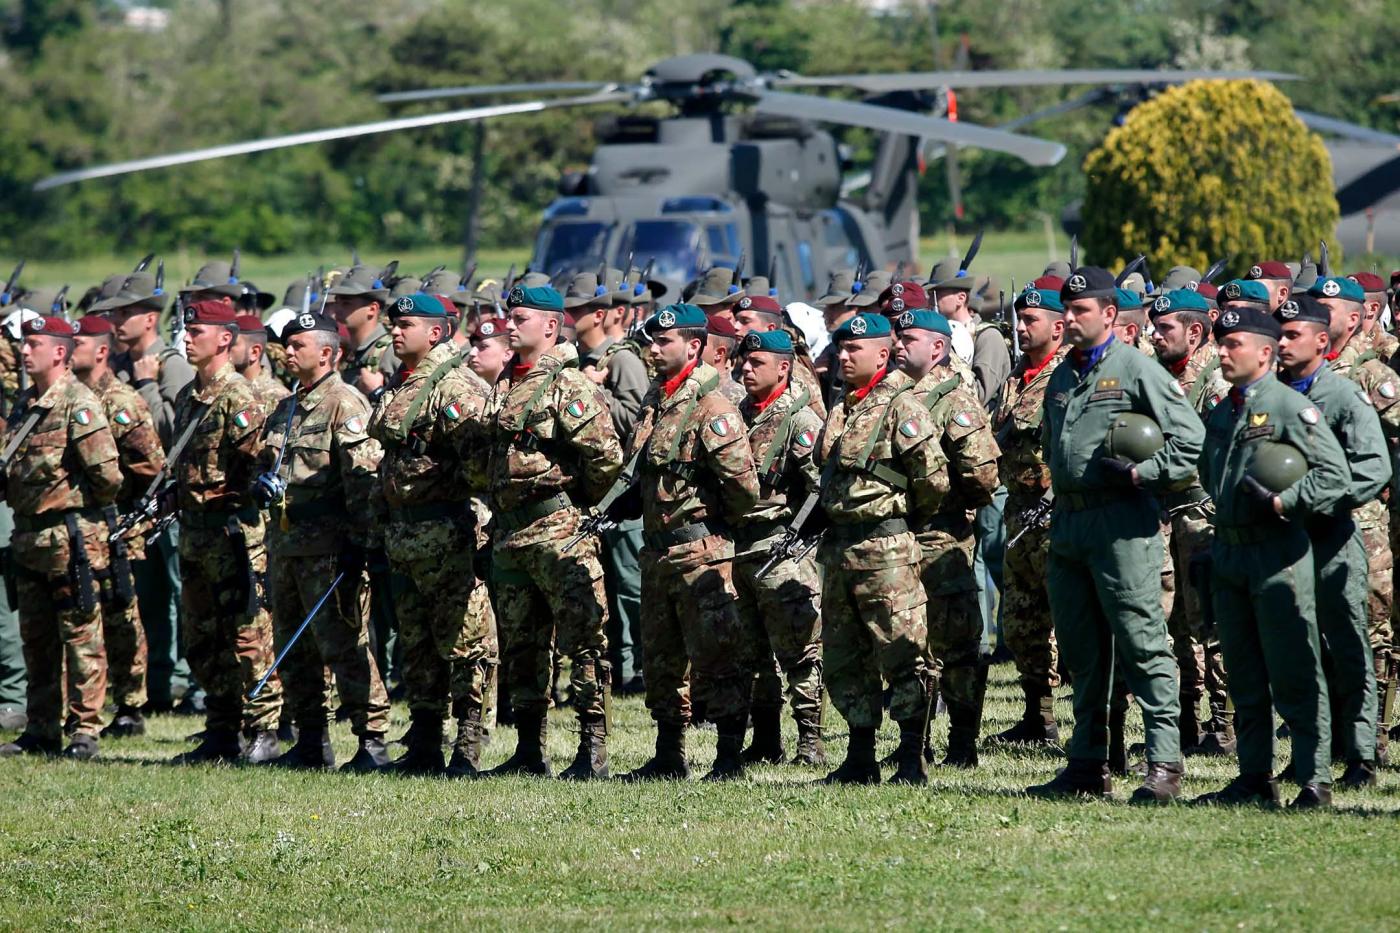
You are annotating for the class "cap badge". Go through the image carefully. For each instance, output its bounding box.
[897,310,914,328]
[656,309,676,328]
[297,312,315,329]
[1224,283,1241,300]
[744,332,761,350]
[1249,265,1263,278]
[1024,289,1042,308]
[396,296,414,312]
[739,296,752,309]
[890,297,905,313]
[891,283,904,297]
[1279,300,1299,319]
[849,316,868,336]
[1322,279,1341,298]
[1221,310,1240,327]
[1153,295,1170,313]
[1067,274,1087,293]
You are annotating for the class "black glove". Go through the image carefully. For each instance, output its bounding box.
[1239,475,1277,506]
[337,545,366,578]
[251,472,286,509]
[1096,456,1138,488]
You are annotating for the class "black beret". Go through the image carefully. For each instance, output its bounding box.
[1274,294,1329,327]
[1213,305,1281,341]
[1059,266,1117,301]
[279,310,339,341]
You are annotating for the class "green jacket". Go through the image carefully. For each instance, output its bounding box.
[1295,364,1392,519]
[1042,337,1204,495]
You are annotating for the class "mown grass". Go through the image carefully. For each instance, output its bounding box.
[3,663,1399,931]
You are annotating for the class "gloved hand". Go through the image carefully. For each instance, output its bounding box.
[251,472,286,509]
[1239,475,1278,507]
[1096,456,1139,488]
[337,545,367,578]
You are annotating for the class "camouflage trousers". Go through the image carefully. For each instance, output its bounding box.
[1001,494,1059,692]
[919,524,986,730]
[12,519,108,740]
[732,539,823,721]
[180,514,281,734]
[492,507,609,720]
[1168,501,1229,723]
[268,551,390,737]
[1360,505,1393,654]
[639,536,752,727]
[97,588,147,710]
[819,531,932,730]
[387,515,496,722]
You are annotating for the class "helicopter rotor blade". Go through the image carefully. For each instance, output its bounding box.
[1294,111,1400,149]
[997,88,1113,132]
[34,90,631,191]
[754,90,1066,166]
[378,81,614,104]
[770,68,1298,94]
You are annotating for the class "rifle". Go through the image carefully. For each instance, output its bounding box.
[0,259,24,307]
[563,447,643,552]
[0,403,48,471]
[756,457,835,579]
[1006,489,1054,549]
[109,401,212,544]
[731,249,747,294]
[1009,276,1022,365]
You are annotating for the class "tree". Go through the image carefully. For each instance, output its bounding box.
[1080,79,1339,277]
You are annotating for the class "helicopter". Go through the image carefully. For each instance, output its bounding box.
[35,53,1297,300]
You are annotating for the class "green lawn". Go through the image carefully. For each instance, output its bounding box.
[4,663,1398,930]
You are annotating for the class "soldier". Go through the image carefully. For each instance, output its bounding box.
[233,315,290,418]
[988,280,1068,748]
[467,316,512,387]
[1028,267,1204,803]
[1244,261,1294,312]
[97,268,195,446]
[1147,289,1234,755]
[71,315,165,738]
[168,300,282,765]
[892,306,1001,767]
[367,293,494,777]
[253,310,392,772]
[734,294,827,420]
[1275,293,1392,789]
[1195,306,1348,809]
[688,267,746,324]
[731,329,826,767]
[623,303,759,781]
[814,311,947,785]
[328,264,399,403]
[812,269,856,388]
[702,314,747,405]
[928,259,981,375]
[0,316,122,760]
[1349,272,1398,362]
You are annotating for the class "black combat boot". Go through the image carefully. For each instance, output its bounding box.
[620,722,690,781]
[1193,772,1280,808]
[741,707,785,764]
[792,708,826,768]
[485,710,551,777]
[560,716,609,781]
[171,728,242,765]
[0,732,61,757]
[444,706,485,779]
[1130,761,1184,804]
[101,706,146,738]
[1337,759,1377,790]
[384,715,445,776]
[1025,758,1113,799]
[941,662,987,769]
[242,729,281,765]
[704,716,748,782]
[341,734,390,774]
[269,726,334,770]
[1178,696,1201,755]
[820,726,880,785]
[986,685,1059,750]
[61,734,99,761]
[1289,783,1334,810]
[889,719,929,785]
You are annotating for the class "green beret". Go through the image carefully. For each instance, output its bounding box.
[831,312,892,342]
[1217,279,1271,307]
[1309,276,1365,304]
[891,309,952,337]
[740,329,794,355]
[1014,286,1064,312]
[506,284,565,313]
[1115,288,1144,310]
[643,303,706,334]
[387,292,448,318]
[1149,288,1210,319]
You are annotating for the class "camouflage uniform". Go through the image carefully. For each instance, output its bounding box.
[246,369,291,420]
[0,337,21,414]
[789,355,828,420]
[112,335,195,448]
[91,371,165,711]
[341,324,398,386]
[733,380,824,760]
[910,364,1000,762]
[174,362,282,739]
[4,370,122,744]
[261,373,390,740]
[716,366,748,406]
[488,342,622,774]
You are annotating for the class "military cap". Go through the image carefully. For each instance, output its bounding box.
[1148,288,1210,319]
[1060,266,1117,301]
[0,306,39,339]
[1115,288,1144,310]
[1195,282,1220,308]
[94,270,167,312]
[179,260,243,299]
[736,294,783,316]
[1274,294,1329,326]
[1293,261,1319,292]
[1348,271,1386,295]
[23,315,76,337]
[280,310,338,340]
[328,264,391,303]
[927,257,975,292]
[264,308,296,339]
[849,270,893,308]
[18,289,70,316]
[1043,260,1072,279]
[816,269,856,306]
[85,274,127,313]
[474,279,505,308]
[877,281,929,314]
[422,269,471,308]
[183,299,238,326]
[278,279,315,313]
[617,268,667,305]
[562,272,611,309]
[1033,275,1065,291]
[1217,279,1272,307]
[892,308,952,337]
[1310,276,1365,304]
[744,275,777,300]
[388,275,423,301]
[593,268,626,304]
[387,292,448,319]
[1212,305,1280,341]
[1119,272,1148,296]
[706,314,738,340]
[235,281,274,310]
[690,267,744,306]
[471,317,508,341]
[644,303,707,334]
[1245,260,1292,282]
[832,312,892,342]
[506,284,564,313]
[1015,285,1064,312]
[235,314,267,335]
[1160,266,1203,291]
[75,315,114,336]
[740,329,794,355]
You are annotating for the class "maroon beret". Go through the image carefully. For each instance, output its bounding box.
[877,281,929,314]
[184,300,238,326]
[23,316,76,337]
[235,314,266,335]
[1347,272,1386,294]
[1245,261,1291,281]
[75,315,114,336]
[736,294,783,316]
[471,317,508,341]
[705,314,738,339]
[1032,275,1065,291]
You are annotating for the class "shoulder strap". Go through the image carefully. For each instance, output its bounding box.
[518,360,567,427]
[661,371,723,464]
[845,381,914,490]
[757,387,811,477]
[1357,348,1380,366]
[922,375,962,412]
[395,355,463,442]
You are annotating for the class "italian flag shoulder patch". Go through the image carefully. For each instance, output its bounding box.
[113,409,132,426]
[898,419,921,438]
[795,429,815,448]
[443,402,462,421]
[232,410,251,430]
[565,400,585,418]
[73,408,92,426]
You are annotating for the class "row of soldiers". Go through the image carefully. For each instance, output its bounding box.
[1,249,1398,809]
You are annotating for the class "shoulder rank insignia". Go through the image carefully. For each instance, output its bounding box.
[1096,378,1120,390]
[1299,408,1319,425]
[1249,412,1268,427]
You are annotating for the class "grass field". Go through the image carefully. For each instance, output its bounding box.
[4,663,1400,930]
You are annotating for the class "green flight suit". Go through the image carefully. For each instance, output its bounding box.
[1200,374,1349,787]
[1041,337,1204,765]
[1297,365,1391,764]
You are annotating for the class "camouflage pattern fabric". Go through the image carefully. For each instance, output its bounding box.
[246,369,291,420]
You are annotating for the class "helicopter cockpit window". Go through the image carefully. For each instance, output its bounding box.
[618,220,705,282]
[820,208,862,268]
[796,240,817,294]
[706,223,741,260]
[533,221,612,276]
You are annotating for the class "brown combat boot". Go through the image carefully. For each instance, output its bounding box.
[792,706,826,767]
[560,716,609,781]
[1130,761,1184,804]
[703,716,748,782]
[741,707,786,764]
[888,719,929,786]
[620,722,690,781]
[485,710,551,777]
[1337,759,1377,790]
[1289,783,1334,810]
[1025,758,1112,799]
[445,705,485,779]
[820,726,879,785]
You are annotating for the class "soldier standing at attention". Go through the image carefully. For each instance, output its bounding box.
[702,314,747,405]
[485,285,622,780]
[328,265,399,404]
[71,315,165,739]
[254,310,392,773]
[169,301,281,765]
[816,312,947,786]
[1028,267,1204,803]
[623,303,759,782]
[233,315,290,419]
[734,294,828,420]
[98,266,195,446]
[1195,306,1348,809]
[0,316,122,760]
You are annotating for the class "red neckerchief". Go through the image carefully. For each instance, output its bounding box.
[1167,355,1191,377]
[510,357,534,382]
[1021,352,1057,385]
[849,366,887,403]
[753,380,789,414]
[663,358,698,399]
[1324,350,1341,362]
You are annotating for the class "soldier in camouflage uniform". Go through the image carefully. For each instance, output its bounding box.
[72,315,165,738]
[731,329,826,767]
[623,303,760,781]
[234,315,291,418]
[1350,272,1399,363]
[892,303,1001,768]
[255,310,391,772]
[483,284,622,780]
[735,293,828,421]
[701,314,747,406]
[817,312,948,786]
[367,293,495,777]
[168,300,282,765]
[988,279,1068,748]
[329,265,399,405]
[0,316,122,760]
